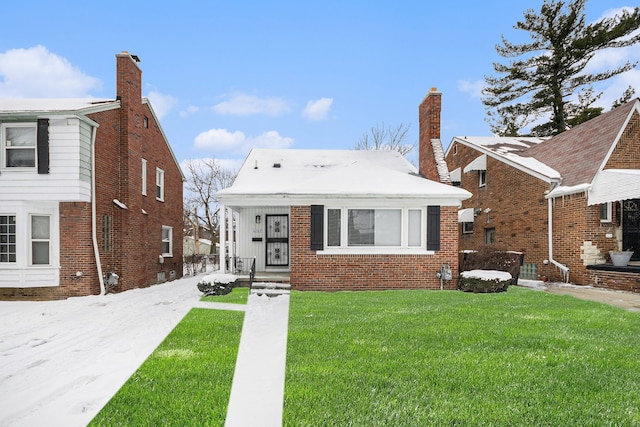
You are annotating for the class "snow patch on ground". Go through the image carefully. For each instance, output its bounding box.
[0,274,204,427]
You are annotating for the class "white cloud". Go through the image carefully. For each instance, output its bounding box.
[458,80,485,98]
[194,128,247,151]
[212,93,291,116]
[146,90,177,119]
[0,45,101,97]
[193,128,294,154]
[302,97,333,120]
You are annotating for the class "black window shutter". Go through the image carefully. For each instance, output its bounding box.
[310,205,324,251]
[37,119,49,174]
[427,205,440,251]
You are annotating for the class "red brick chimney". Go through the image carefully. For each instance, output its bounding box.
[418,87,442,181]
[116,51,142,107]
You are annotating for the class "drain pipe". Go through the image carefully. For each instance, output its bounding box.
[547,197,570,283]
[90,124,106,295]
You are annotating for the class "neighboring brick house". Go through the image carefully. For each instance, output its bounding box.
[215,89,471,291]
[445,99,640,291]
[0,52,184,300]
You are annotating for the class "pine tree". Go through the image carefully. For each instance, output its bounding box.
[482,0,640,136]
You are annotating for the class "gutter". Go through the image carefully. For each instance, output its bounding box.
[547,197,570,283]
[90,125,106,295]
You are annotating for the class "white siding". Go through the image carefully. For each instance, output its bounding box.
[0,117,92,202]
[235,206,289,272]
[0,201,60,288]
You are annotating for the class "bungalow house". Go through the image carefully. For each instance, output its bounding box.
[445,98,640,292]
[0,52,184,300]
[215,89,471,290]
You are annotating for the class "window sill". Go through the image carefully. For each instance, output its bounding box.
[317,248,434,256]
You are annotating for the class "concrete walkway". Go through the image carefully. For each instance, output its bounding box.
[222,291,290,427]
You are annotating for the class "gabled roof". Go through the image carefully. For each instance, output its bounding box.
[217,148,471,207]
[450,99,640,195]
[525,99,638,188]
[450,136,560,182]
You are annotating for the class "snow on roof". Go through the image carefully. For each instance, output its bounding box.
[455,136,561,182]
[0,98,119,115]
[217,148,471,205]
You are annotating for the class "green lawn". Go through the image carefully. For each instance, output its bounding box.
[89,308,244,427]
[284,287,640,426]
[89,286,640,426]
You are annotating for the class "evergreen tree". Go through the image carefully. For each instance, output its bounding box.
[483,0,640,136]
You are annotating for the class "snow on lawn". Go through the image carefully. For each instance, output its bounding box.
[0,273,205,427]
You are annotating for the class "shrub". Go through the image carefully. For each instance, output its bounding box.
[459,246,524,285]
[196,273,238,296]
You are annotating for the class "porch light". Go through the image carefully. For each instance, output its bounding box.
[255,215,261,224]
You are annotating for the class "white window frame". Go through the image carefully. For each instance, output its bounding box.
[142,159,147,196]
[479,170,487,187]
[30,214,51,266]
[462,222,474,234]
[156,167,165,201]
[322,206,426,254]
[0,215,17,263]
[1,122,37,170]
[600,202,612,223]
[162,225,173,257]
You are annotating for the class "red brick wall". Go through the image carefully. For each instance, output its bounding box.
[446,142,554,278]
[446,109,640,287]
[289,205,460,291]
[587,269,640,293]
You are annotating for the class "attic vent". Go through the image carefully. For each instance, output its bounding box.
[273,163,281,168]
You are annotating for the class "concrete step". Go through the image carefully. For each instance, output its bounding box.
[251,288,290,297]
[251,282,291,290]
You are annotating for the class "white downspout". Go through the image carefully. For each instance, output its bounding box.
[219,204,226,273]
[547,197,570,283]
[91,125,106,295]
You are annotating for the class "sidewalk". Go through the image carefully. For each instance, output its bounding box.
[223,292,290,427]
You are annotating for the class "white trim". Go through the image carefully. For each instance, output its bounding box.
[156,167,165,202]
[142,158,147,196]
[324,206,426,251]
[162,225,173,257]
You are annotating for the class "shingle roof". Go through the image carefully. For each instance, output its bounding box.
[524,99,637,187]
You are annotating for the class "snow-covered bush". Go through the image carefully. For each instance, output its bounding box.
[197,273,238,296]
[458,270,512,293]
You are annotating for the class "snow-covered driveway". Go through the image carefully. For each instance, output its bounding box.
[0,275,203,427]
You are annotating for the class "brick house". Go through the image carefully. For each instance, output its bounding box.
[0,52,184,300]
[215,89,471,291]
[445,99,640,291]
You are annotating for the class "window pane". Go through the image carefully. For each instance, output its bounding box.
[375,209,401,246]
[348,209,374,246]
[7,149,36,167]
[0,215,16,263]
[31,216,50,239]
[6,127,35,146]
[408,209,422,246]
[32,242,49,264]
[327,209,341,246]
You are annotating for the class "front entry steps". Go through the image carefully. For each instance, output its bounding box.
[251,282,291,297]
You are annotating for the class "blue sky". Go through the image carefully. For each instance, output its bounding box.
[0,0,637,170]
